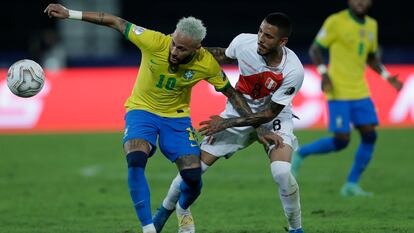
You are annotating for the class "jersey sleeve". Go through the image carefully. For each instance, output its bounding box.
[207,67,230,92]
[315,15,337,49]
[368,20,378,54]
[124,22,166,52]
[270,67,304,106]
[225,34,245,59]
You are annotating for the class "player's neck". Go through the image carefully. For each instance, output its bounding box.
[348,8,366,24]
[263,47,283,67]
[181,53,196,64]
[168,64,179,73]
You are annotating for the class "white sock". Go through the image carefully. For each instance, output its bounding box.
[162,161,210,210]
[200,161,210,173]
[162,174,182,210]
[142,223,156,233]
[271,161,302,230]
[175,201,191,215]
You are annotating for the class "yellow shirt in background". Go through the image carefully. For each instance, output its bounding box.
[316,9,378,100]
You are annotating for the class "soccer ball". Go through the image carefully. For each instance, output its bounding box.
[7,59,45,98]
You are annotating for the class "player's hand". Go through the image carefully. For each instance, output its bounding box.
[44,3,69,19]
[255,126,284,151]
[199,115,226,136]
[387,75,403,92]
[321,74,333,93]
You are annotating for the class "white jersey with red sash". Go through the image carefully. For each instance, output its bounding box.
[200,33,304,157]
[225,33,304,119]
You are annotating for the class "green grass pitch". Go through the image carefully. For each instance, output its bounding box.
[1,129,413,233]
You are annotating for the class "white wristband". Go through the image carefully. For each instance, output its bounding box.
[380,66,391,80]
[316,64,327,75]
[68,10,82,20]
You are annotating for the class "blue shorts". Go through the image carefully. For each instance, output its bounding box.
[123,110,200,162]
[328,97,378,133]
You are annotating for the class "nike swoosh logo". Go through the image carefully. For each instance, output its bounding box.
[190,144,198,147]
[150,59,160,65]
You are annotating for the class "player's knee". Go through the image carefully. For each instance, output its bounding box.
[271,161,291,184]
[271,161,298,194]
[126,151,148,168]
[180,167,202,189]
[333,137,349,151]
[361,131,377,144]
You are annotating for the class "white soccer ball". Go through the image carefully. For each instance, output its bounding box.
[7,59,45,98]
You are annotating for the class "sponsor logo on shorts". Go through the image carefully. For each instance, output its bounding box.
[124,127,129,138]
[336,116,343,128]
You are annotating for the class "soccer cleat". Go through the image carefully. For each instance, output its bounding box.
[143,228,157,233]
[176,204,195,233]
[153,205,174,232]
[288,228,304,233]
[340,182,373,197]
[290,151,304,178]
[142,223,157,233]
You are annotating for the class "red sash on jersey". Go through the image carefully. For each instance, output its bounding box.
[235,71,283,99]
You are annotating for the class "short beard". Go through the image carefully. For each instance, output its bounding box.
[168,59,179,73]
[257,49,267,56]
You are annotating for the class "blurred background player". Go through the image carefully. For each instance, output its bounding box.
[44,3,267,233]
[291,0,403,197]
[153,13,304,233]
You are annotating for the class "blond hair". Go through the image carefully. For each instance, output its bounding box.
[175,16,207,43]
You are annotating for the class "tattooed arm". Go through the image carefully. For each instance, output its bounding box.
[200,101,285,136]
[44,3,128,34]
[205,84,285,148]
[216,83,283,148]
[205,47,236,64]
[221,84,252,118]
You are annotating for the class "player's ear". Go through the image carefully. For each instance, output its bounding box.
[279,37,288,47]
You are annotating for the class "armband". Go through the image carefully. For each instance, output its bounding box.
[68,10,82,20]
[316,64,327,75]
[380,66,391,80]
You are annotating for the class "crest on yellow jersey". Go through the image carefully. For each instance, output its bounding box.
[183,70,195,80]
[359,29,365,38]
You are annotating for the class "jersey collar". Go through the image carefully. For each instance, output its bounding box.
[348,8,366,25]
[262,46,287,72]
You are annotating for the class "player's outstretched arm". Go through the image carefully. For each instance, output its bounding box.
[221,85,253,117]
[219,84,284,149]
[367,53,403,91]
[205,47,236,64]
[309,42,333,93]
[44,3,128,35]
[199,101,284,136]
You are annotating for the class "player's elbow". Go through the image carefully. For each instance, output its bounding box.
[308,46,313,58]
[108,16,127,33]
[260,111,277,125]
[308,44,319,60]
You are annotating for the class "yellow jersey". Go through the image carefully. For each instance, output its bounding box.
[315,9,378,100]
[124,23,230,117]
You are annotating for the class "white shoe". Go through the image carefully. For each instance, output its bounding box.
[143,230,156,233]
[176,203,195,233]
[142,223,157,233]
